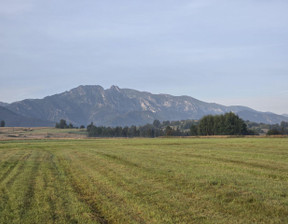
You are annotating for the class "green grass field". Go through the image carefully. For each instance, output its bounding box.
[0,138,287,223]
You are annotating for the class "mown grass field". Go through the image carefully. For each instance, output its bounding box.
[0,138,287,223]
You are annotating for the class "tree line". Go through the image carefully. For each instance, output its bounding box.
[86,112,252,137]
[55,119,85,129]
[55,112,288,137]
[266,121,288,135]
[86,122,189,138]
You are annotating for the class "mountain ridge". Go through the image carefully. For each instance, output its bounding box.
[3,85,288,127]
[0,106,54,127]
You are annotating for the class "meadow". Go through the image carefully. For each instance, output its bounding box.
[0,137,287,223]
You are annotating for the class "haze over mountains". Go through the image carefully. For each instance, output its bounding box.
[0,106,53,127]
[1,85,288,127]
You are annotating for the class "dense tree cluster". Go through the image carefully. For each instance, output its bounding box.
[55,119,74,129]
[190,112,250,136]
[266,121,288,135]
[0,120,5,127]
[246,121,288,135]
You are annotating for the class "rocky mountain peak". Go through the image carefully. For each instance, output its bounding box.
[110,85,121,92]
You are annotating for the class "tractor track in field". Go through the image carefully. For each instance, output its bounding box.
[42,153,58,223]
[58,158,109,224]
[0,152,32,186]
[42,173,57,222]
[68,151,200,223]
[189,153,288,173]
[0,161,19,184]
[20,152,41,219]
[69,180,108,224]
[0,187,11,214]
[6,153,33,187]
[72,150,288,223]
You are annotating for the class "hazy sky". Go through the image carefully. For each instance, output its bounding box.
[1,0,288,114]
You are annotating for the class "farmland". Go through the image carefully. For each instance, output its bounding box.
[0,127,87,140]
[0,138,287,223]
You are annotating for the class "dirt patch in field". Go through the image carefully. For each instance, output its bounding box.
[0,127,88,140]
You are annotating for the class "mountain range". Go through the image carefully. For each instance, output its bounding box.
[0,106,54,127]
[1,85,288,127]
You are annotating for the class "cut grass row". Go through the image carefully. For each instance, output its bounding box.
[0,138,287,223]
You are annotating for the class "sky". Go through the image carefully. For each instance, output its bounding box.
[0,0,288,114]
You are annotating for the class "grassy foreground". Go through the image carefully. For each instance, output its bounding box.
[0,138,287,223]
